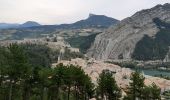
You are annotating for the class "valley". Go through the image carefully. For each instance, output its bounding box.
[0,2,170,100]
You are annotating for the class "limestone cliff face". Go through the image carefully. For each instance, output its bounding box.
[87,3,170,60]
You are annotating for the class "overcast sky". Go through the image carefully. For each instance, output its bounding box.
[0,0,169,24]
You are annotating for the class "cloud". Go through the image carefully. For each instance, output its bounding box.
[0,0,169,24]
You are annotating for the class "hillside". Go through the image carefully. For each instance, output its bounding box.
[132,18,170,61]
[66,33,100,53]
[87,3,170,61]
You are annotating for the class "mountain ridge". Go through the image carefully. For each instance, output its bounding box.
[87,3,170,61]
[0,23,19,29]
[19,21,41,28]
[0,21,41,29]
[0,14,119,30]
[0,14,119,40]
[30,14,119,29]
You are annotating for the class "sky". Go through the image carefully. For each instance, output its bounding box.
[0,0,169,25]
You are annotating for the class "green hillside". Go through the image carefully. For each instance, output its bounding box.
[132,18,170,61]
[66,33,99,53]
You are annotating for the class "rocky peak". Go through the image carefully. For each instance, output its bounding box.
[88,13,106,18]
[72,14,119,28]
[88,13,97,17]
[122,3,170,27]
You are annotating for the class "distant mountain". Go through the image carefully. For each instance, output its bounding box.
[0,21,41,29]
[0,14,119,40]
[70,14,119,28]
[19,21,41,28]
[0,23,19,29]
[0,14,119,30]
[29,14,119,29]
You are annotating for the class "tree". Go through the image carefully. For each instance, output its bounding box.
[50,63,66,100]
[21,44,52,67]
[49,64,94,100]
[126,71,145,100]
[62,65,73,100]
[125,71,161,100]
[21,66,33,100]
[0,46,8,85]
[0,46,10,100]
[141,85,152,99]
[7,44,30,100]
[150,83,161,100]
[141,83,161,100]
[38,67,53,100]
[97,70,121,100]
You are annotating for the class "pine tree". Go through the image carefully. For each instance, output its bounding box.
[126,71,145,100]
[150,83,161,100]
[97,70,121,100]
[125,71,161,100]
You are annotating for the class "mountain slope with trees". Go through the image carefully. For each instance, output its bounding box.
[132,18,170,61]
[87,3,170,61]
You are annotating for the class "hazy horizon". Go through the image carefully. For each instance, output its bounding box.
[0,0,169,25]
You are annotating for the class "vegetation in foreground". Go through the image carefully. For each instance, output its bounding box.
[0,44,93,100]
[0,44,162,100]
[124,71,161,100]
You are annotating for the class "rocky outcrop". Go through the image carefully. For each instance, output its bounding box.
[164,47,170,62]
[87,3,170,60]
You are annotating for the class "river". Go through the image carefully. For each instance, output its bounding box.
[132,69,170,77]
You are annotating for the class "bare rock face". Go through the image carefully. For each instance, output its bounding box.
[87,3,170,60]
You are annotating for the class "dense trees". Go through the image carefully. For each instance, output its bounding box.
[0,44,31,100]
[0,44,94,100]
[20,44,53,67]
[62,47,84,61]
[142,83,161,100]
[66,33,99,53]
[125,71,145,100]
[124,71,161,100]
[0,44,163,100]
[96,70,121,100]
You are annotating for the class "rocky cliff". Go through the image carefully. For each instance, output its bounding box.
[87,3,170,61]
